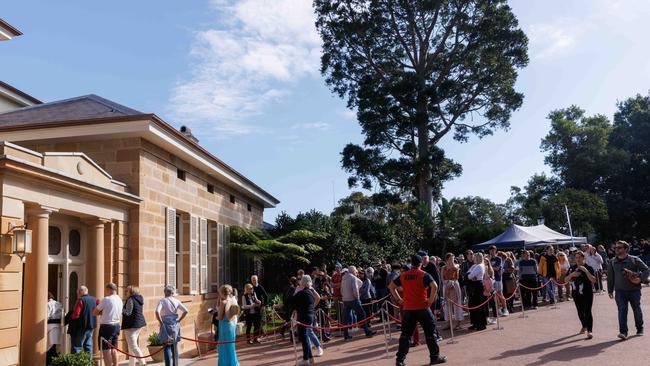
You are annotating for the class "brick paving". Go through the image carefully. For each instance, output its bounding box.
[141,286,650,366]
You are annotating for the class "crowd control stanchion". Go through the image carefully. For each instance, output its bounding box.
[446,302,458,345]
[317,308,324,345]
[492,294,503,331]
[385,302,393,341]
[518,285,527,319]
[291,318,299,366]
[381,307,390,358]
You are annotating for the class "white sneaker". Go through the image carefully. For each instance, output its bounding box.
[487,318,497,325]
[500,309,509,316]
[314,346,324,357]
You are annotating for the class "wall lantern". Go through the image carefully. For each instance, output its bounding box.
[8,224,32,262]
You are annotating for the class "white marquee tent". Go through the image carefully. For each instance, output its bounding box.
[472,224,587,250]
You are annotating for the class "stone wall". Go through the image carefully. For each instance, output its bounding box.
[22,136,265,355]
[0,198,25,366]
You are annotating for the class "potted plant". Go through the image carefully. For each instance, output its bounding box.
[148,331,165,363]
[51,351,92,366]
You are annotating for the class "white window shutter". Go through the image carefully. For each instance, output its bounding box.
[209,222,219,293]
[190,215,199,294]
[224,225,230,284]
[166,207,177,288]
[199,218,208,294]
[217,224,224,288]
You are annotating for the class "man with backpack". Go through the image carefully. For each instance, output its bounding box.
[607,240,650,340]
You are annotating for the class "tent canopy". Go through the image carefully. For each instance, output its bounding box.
[472,224,587,251]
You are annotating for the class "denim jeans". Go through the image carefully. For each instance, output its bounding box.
[545,277,556,303]
[342,300,371,338]
[615,289,644,335]
[298,314,314,360]
[306,327,320,348]
[163,342,179,366]
[71,329,94,354]
[396,308,440,363]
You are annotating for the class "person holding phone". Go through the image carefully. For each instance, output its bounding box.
[566,251,597,339]
[607,240,650,340]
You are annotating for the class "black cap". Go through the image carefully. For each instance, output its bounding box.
[410,254,422,266]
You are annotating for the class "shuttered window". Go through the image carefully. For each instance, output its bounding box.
[199,218,208,294]
[166,207,177,288]
[209,222,219,292]
[217,224,232,286]
[190,215,199,294]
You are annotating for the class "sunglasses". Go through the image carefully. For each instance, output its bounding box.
[615,246,626,250]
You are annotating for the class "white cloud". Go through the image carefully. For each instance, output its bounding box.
[291,122,330,131]
[169,0,321,137]
[526,0,650,60]
[527,22,578,60]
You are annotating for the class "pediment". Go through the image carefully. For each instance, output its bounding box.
[42,152,115,188]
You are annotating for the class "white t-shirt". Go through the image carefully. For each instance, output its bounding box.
[97,294,123,325]
[156,297,189,318]
[467,263,485,281]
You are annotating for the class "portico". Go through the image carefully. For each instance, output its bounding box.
[0,141,141,365]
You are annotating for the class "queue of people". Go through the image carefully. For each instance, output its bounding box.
[43,237,650,366]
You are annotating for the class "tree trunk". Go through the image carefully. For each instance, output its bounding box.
[416,95,433,218]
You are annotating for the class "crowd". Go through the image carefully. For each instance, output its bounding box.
[42,239,650,366]
[274,239,650,365]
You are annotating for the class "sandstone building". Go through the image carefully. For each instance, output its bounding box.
[0,81,279,365]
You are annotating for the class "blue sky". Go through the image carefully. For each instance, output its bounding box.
[3,0,650,223]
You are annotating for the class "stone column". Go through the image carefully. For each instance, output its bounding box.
[21,206,56,366]
[86,218,108,359]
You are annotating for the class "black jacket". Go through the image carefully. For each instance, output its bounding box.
[253,284,269,306]
[122,295,146,329]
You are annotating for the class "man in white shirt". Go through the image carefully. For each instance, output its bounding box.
[94,283,123,366]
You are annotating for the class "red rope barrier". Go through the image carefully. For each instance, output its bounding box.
[101,339,166,359]
[180,323,287,345]
[504,286,519,301]
[446,293,495,311]
[361,294,391,307]
[385,301,401,309]
[386,313,402,324]
[519,279,552,291]
[552,278,570,286]
[295,310,381,331]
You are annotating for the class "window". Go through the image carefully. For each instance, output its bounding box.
[218,224,231,287]
[177,168,186,181]
[208,221,219,292]
[247,204,252,212]
[175,214,183,289]
[230,194,235,204]
[68,271,78,310]
[207,183,214,194]
[69,229,81,256]
[48,226,61,255]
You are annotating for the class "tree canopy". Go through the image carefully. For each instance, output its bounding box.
[314,0,529,224]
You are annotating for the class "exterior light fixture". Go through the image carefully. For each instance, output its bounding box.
[8,224,32,262]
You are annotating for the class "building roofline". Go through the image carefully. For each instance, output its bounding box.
[0,81,42,104]
[0,18,22,37]
[0,113,280,207]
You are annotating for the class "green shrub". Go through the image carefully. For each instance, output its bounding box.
[148,331,163,346]
[51,352,92,366]
[230,226,259,245]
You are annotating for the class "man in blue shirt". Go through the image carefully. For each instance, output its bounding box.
[488,246,509,316]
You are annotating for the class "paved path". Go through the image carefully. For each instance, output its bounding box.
[144,286,650,366]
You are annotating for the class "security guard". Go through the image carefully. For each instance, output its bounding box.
[389,254,447,365]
